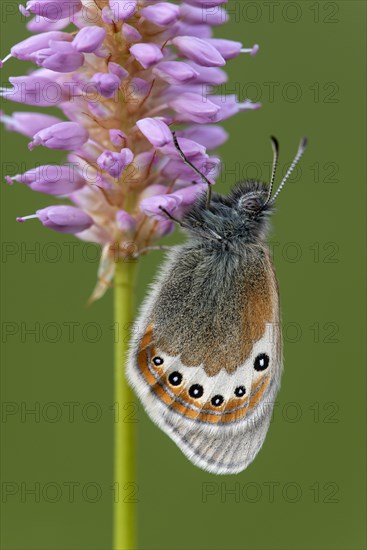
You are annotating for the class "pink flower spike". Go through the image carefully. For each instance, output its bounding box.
[17,205,93,234]
[130,43,163,69]
[5,0,261,300]
[141,3,180,26]
[28,121,89,150]
[73,26,107,53]
[137,118,172,148]
[172,36,225,67]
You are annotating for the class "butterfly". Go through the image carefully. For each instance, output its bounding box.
[127,134,307,474]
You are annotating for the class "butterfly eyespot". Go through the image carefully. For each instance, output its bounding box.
[234,386,246,398]
[254,353,269,371]
[168,371,182,386]
[152,356,164,366]
[211,395,224,407]
[189,384,204,399]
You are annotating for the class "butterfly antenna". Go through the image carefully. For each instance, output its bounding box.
[262,136,279,207]
[270,137,308,204]
[172,131,212,208]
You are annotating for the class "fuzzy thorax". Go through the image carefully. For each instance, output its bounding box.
[182,180,275,245]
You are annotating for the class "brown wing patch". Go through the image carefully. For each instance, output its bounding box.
[136,324,271,425]
[151,247,276,376]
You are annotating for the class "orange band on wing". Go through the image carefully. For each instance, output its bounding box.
[137,325,270,425]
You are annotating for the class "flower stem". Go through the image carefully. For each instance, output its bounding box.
[113,259,138,550]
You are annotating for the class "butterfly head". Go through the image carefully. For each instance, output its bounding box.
[224,179,275,241]
[183,181,274,244]
[182,136,307,245]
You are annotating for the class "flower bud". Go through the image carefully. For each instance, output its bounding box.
[116,210,136,233]
[109,129,127,147]
[108,0,137,21]
[73,26,106,53]
[8,31,72,61]
[136,118,172,148]
[172,36,225,67]
[17,205,93,234]
[32,41,84,72]
[130,43,163,69]
[141,3,180,26]
[0,111,63,137]
[1,75,69,106]
[28,121,89,150]
[7,164,84,195]
[153,61,199,84]
[204,38,242,60]
[25,0,82,20]
[27,15,70,32]
[180,4,228,26]
[92,72,121,98]
[97,148,134,178]
[121,23,142,42]
[170,92,220,123]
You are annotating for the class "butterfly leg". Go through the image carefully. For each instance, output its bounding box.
[171,131,212,207]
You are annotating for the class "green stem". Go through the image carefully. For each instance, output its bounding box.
[113,259,138,550]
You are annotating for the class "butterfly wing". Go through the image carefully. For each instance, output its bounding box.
[127,243,282,474]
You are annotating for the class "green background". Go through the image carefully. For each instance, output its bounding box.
[1,1,366,549]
